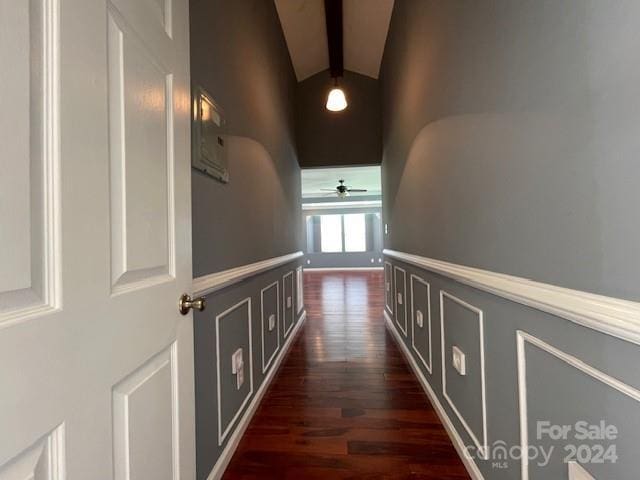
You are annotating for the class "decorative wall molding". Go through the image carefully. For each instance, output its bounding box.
[410,274,432,374]
[440,291,488,460]
[384,249,640,346]
[215,298,254,446]
[384,310,485,480]
[394,266,407,336]
[260,281,280,374]
[384,261,393,314]
[296,266,304,314]
[193,251,303,297]
[282,271,295,338]
[207,310,307,480]
[516,331,640,480]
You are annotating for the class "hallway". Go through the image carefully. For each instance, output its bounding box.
[223,271,469,479]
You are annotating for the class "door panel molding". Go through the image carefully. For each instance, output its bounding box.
[0,0,61,328]
[112,344,179,480]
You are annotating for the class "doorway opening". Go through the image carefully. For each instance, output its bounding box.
[301,166,383,270]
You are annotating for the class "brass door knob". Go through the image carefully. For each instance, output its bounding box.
[179,294,206,315]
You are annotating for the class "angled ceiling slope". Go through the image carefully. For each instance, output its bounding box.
[275,0,394,81]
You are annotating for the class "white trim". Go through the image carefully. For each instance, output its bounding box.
[516,331,640,480]
[394,266,408,336]
[282,271,294,338]
[302,200,381,210]
[207,311,307,480]
[440,291,489,460]
[296,266,304,314]
[384,249,640,347]
[303,267,383,272]
[384,261,393,314]
[260,281,280,374]
[384,310,484,480]
[410,274,432,374]
[192,251,303,297]
[215,298,254,446]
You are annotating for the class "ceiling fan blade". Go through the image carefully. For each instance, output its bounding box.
[347,189,368,192]
[320,188,338,191]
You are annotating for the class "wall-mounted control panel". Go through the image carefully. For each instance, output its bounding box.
[268,313,276,332]
[416,310,424,328]
[452,345,466,376]
[191,86,229,183]
[286,296,292,309]
[397,292,403,305]
[231,348,244,389]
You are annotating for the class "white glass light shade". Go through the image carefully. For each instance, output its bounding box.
[326,87,347,111]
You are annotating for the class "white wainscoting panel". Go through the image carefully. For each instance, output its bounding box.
[440,291,488,460]
[283,271,295,338]
[384,261,393,313]
[261,281,280,373]
[296,266,304,314]
[410,274,432,374]
[215,298,254,446]
[394,266,407,336]
[516,331,640,480]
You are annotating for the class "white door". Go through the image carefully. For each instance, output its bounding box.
[0,0,195,478]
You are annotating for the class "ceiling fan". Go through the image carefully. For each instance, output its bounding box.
[321,179,368,198]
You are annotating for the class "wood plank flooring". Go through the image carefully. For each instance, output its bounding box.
[223,270,470,479]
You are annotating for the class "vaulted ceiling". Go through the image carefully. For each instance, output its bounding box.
[274,0,395,81]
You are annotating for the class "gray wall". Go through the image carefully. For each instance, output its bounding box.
[189,2,306,478]
[190,0,303,275]
[381,1,640,478]
[296,69,382,167]
[381,0,640,301]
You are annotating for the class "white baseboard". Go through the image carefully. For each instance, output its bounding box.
[384,310,485,480]
[206,310,307,480]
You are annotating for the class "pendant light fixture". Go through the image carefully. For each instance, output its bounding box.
[326,78,347,111]
[324,0,347,112]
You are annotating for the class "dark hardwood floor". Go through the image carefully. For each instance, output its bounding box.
[223,270,470,479]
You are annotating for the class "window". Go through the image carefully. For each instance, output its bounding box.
[344,214,366,252]
[314,213,368,253]
[320,215,343,252]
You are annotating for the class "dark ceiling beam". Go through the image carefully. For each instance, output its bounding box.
[324,0,343,78]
